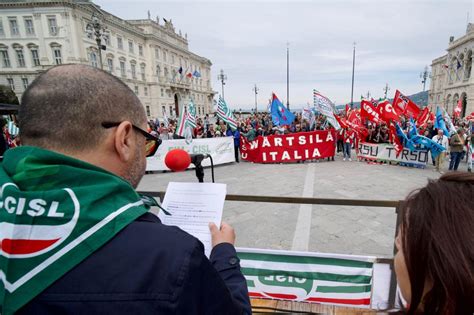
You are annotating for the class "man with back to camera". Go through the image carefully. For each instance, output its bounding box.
[0,64,251,314]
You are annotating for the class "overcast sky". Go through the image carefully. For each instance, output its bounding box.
[95,0,473,109]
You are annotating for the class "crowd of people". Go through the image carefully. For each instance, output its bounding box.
[142,107,473,171]
[0,65,473,314]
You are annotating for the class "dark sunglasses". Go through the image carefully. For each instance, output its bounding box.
[102,122,162,157]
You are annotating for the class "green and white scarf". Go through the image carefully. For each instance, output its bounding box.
[0,146,149,314]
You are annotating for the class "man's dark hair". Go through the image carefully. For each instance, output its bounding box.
[20,64,146,151]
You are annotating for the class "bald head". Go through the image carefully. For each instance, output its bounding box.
[20,64,146,152]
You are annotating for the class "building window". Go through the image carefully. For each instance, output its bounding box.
[169,106,173,116]
[52,47,62,64]
[138,45,143,56]
[103,33,110,47]
[90,52,98,68]
[107,58,113,73]
[48,16,58,35]
[1,50,11,68]
[156,65,161,77]
[171,54,175,64]
[146,105,151,116]
[120,60,126,77]
[134,85,139,94]
[86,29,93,39]
[0,20,4,36]
[128,40,134,53]
[117,36,123,50]
[155,47,159,59]
[140,64,145,81]
[163,51,167,62]
[7,78,14,91]
[24,18,34,35]
[9,18,19,36]
[162,106,166,115]
[16,48,25,67]
[161,88,164,97]
[31,48,40,66]
[131,63,136,79]
[144,87,148,96]
[22,78,29,90]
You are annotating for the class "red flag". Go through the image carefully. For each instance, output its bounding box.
[347,121,368,140]
[389,123,403,157]
[345,104,351,119]
[428,111,435,123]
[416,107,430,127]
[335,115,349,129]
[361,100,382,124]
[186,73,193,78]
[454,99,463,117]
[377,100,400,123]
[348,109,361,124]
[393,90,421,118]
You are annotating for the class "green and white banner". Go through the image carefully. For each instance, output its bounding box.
[146,137,235,171]
[236,248,376,308]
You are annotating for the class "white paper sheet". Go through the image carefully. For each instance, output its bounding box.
[158,182,227,257]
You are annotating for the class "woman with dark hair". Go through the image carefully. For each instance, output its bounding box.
[395,172,474,314]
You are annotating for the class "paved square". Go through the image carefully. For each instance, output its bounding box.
[138,153,455,258]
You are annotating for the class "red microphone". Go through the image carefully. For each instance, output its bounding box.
[164,149,191,172]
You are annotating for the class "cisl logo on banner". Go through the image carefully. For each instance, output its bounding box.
[237,248,375,308]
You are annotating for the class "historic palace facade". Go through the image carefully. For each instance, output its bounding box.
[429,24,474,117]
[0,0,215,119]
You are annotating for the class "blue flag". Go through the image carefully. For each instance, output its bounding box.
[408,118,418,139]
[395,123,416,151]
[411,135,446,159]
[193,70,201,78]
[434,106,449,136]
[270,93,295,126]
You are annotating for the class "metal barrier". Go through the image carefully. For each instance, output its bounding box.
[138,190,402,313]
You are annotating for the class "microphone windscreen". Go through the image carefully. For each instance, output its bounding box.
[164,149,191,172]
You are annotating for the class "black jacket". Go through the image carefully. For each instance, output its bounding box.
[18,212,251,314]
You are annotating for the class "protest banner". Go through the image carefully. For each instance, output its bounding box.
[237,247,392,309]
[146,137,235,171]
[357,142,428,168]
[240,130,336,163]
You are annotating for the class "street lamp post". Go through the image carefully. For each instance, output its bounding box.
[350,42,356,109]
[86,13,107,70]
[217,69,227,100]
[420,66,430,92]
[253,84,259,113]
[383,83,390,99]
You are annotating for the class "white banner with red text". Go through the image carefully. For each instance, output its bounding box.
[146,137,235,171]
[357,142,428,168]
[240,130,336,163]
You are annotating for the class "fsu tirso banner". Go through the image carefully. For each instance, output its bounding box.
[357,142,428,168]
[240,131,336,163]
[236,248,379,308]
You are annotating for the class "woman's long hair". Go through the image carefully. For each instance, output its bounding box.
[400,172,474,314]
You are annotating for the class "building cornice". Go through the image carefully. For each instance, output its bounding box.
[0,0,213,67]
[448,33,474,51]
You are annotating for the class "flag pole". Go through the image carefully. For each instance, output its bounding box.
[287,42,290,110]
[350,42,356,109]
